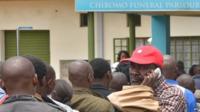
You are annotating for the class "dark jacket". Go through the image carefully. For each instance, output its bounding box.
[0,95,66,112]
[116,62,130,82]
[90,84,111,99]
[71,87,115,112]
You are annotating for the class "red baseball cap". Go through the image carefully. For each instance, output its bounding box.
[125,45,163,67]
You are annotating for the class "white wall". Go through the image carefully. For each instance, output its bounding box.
[1,0,200,78]
[103,14,200,64]
[104,13,128,63]
[171,16,200,36]
[103,13,151,63]
[0,0,88,78]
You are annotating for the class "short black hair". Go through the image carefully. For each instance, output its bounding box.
[176,60,186,75]
[46,64,55,80]
[90,58,111,79]
[189,64,200,76]
[189,64,198,76]
[117,50,130,62]
[23,55,47,85]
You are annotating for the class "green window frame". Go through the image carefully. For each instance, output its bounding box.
[114,36,200,72]
[113,38,129,62]
[113,37,148,62]
[171,36,200,72]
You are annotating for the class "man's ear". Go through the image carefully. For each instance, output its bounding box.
[106,71,113,81]
[33,74,38,86]
[88,73,94,84]
[47,79,52,85]
[47,79,55,90]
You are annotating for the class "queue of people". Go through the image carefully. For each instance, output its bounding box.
[0,45,199,112]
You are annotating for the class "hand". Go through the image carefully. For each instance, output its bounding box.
[141,70,159,88]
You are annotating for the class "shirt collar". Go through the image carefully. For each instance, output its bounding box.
[165,79,178,85]
[34,93,43,102]
[0,88,5,94]
[73,87,93,94]
[90,84,107,90]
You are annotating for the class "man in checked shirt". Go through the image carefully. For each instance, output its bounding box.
[125,45,185,112]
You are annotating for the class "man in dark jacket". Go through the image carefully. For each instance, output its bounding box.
[69,60,115,112]
[0,56,65,112]
[90,58,112,98]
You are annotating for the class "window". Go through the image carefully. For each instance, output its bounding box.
[114,36,200,72]
[135,38,149,47]
[171,36,200,72]
[113,38,129,62]
[80,13,88,27]
[113,38,148,62]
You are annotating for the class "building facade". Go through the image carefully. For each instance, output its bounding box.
[0,0,200,78]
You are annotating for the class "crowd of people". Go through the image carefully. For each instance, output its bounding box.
[0,45,200,112]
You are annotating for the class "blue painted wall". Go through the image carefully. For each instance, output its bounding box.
[152,16,170,54]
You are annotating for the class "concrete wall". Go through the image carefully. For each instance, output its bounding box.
[0,0,88,78]
[0,0,200,78]
[171,16,200,36]
[103,13,151,63]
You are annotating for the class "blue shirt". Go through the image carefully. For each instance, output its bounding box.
[0,88,6,99]
[166,79,197,112]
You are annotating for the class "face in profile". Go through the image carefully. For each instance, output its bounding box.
[129,63,157,85]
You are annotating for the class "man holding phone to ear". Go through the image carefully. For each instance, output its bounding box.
[127,45,185,112]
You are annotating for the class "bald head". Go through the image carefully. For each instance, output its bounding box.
[68,60,94,88]
[2,56,36,95]
[51,79,73,104]
[177,74,195,93]
[110,72,129,92]
[163,55,178,80]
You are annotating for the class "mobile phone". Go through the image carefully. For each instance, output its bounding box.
[154,68,161,77]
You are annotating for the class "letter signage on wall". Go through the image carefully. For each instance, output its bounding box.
[76,0,200,12]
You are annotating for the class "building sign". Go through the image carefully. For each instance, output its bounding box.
[76,0,200,12]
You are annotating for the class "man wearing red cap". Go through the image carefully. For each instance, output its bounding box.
[127,45,185,112]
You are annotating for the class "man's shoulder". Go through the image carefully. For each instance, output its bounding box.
[158,83,186,112]
[163,84,183,95]
[71,93,114,112]
[184,89,197,103]
[160,83,185,101]
[0,100,65,112]
[184,88,195,97]
[88,93,110,103]
[72,92,111,105]
[166,81,196,100]
[90,84,111,98]
[0,95,66,112]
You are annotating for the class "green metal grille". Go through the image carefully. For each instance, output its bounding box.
[5,30,50,63]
